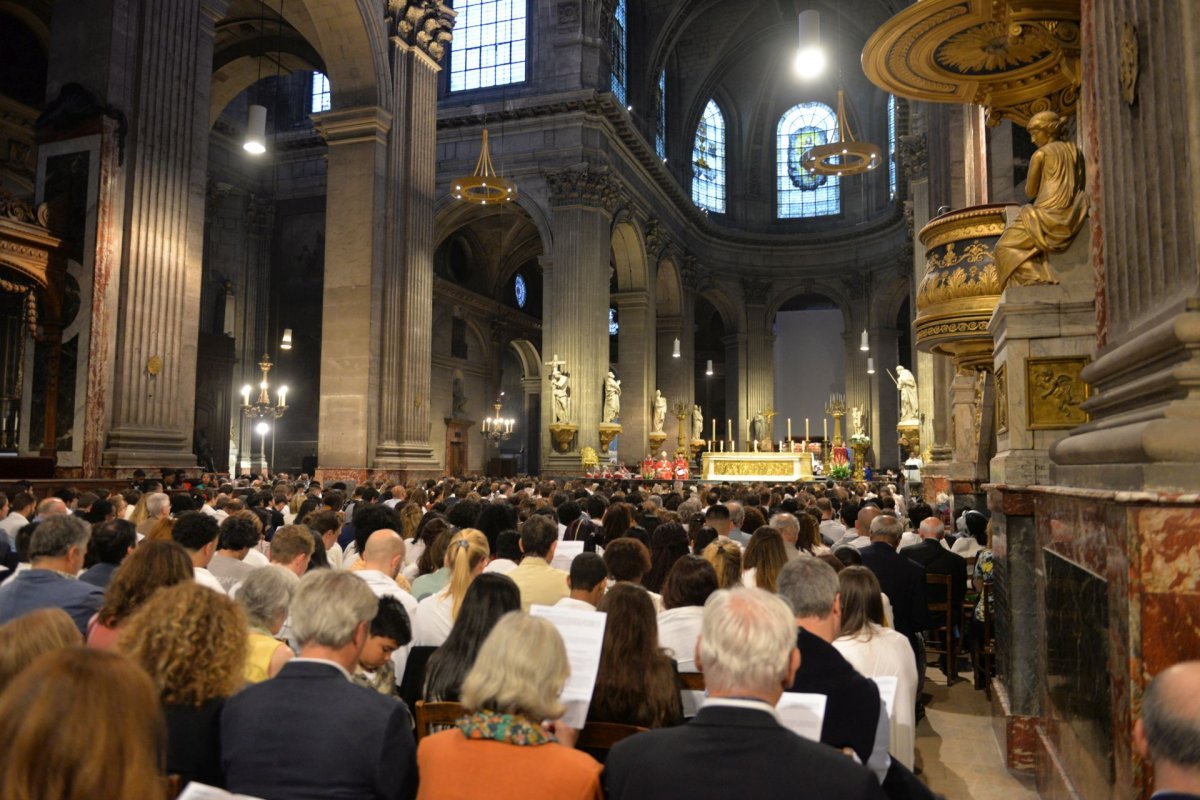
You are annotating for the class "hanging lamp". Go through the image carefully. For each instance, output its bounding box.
[453,129,517,205]
[802,89,882,177]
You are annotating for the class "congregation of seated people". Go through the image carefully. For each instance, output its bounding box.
[0,471,1169,800]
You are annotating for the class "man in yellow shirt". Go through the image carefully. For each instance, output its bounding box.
[506,515,570,610]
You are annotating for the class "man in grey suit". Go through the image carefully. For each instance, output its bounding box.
[221,570,417,800]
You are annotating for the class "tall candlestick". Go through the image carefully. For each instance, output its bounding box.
[824,418,829,442]
[719,440,724,453]
[727,419,732,442]
[806,418,810,441]
[787,418,792,441]
[711,418,716,442]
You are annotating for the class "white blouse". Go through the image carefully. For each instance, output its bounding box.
[412,591,455,647]
[832,623,919,770]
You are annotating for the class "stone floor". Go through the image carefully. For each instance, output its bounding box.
[914,667,1039,800]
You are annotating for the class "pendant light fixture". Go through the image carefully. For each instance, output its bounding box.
[802,89,882,177]
[793,9,826,80]
[867,357,876,375]
[672,338,681,358]
[244,104,267,154]
[706,359,714,376]
[860,329,869,351]
[453,129,517,205]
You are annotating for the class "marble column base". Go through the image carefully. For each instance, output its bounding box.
[373,443,441,477]
[101,428,197,469]
[990,679,1038,773]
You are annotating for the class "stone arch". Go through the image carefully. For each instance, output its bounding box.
[433,199,549,300]
[767,281,854,333]
[655,256,683,318]
[508,339,541,383]
[209,0,387,124]
[872,273,912,330]
[610,216,649,292]
[698,284,743,334]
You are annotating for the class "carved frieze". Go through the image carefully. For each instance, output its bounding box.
[898,132,928,181]
[387,0,456,62]
[542,167,623,214]
[1026,356,1089,429]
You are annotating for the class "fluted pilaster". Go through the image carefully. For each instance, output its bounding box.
[102,0,227,467]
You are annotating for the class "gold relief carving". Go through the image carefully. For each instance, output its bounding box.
[146,355,163,376]
[712,460,794,477]
[580,446,599,470]
[862,0,1082,127]
[995,365,1008,433]
[1026,357,1090,429]
[936,21,1051,73]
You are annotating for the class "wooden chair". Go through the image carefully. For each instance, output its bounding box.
[971,584,996,698]
[413,700,466,740]
[923,573,958,685]
[678,672,706,692]
[576,722,647,752]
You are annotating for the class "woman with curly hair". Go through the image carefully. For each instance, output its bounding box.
[87,539,194,649]
[119,582,248,790]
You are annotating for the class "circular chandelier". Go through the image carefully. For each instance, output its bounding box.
[453,129,517,205]
[802,89,883,177]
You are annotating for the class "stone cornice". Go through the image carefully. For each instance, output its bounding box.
[433,276,541,334]
[436,90,907,254]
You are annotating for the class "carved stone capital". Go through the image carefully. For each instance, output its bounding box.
[645,218,670,260]
[542,167,623,214]
[388,0,456,63]
[741,277,771,305]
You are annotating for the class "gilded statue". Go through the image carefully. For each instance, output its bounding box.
[994,111,1089,290]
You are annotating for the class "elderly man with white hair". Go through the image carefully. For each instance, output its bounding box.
[135,492,171,537]
[768,512,804,561]
[605,588,884,800]
[221,569,417,800]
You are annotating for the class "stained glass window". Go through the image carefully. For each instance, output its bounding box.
[777,102,840,218]
[692,100,726,213]
[311,72,331,113]
[655,69,667,159]
[449,0,527,92]
[514,274,527,308]
[888,94,898,200]
[610,0,628,104]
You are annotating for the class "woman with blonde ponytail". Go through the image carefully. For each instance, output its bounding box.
[412,528,489,646]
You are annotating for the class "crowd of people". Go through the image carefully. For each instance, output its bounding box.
[0,472,1194,800]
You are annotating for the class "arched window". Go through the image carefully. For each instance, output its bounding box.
[311,72,331,113]
[777,102,840,218]
[655,69,667,159]
[610,0,628,104]
[888,94,898,200]
[692,100,726,213]
[449,0,528,92]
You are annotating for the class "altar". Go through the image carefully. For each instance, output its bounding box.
[699,451,814,483]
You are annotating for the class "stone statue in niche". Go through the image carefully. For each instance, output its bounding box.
[852,406,866,437]
[751,411,768,446]
[896,365,920,424]
[547,355,571,424]
[692,404,704,441]
[452,376,467,418]
[651,389,667,433]
[994,110,1089,290]
[602,371,621,423]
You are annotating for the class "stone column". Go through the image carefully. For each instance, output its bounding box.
[870,328,900,470]
[312,107,391,477]
[373,5,454,478]
[722,333,747,446]
[613,290,654,463]
[743,280,775,442]
[540,168,620,472]
[100,0,228,469]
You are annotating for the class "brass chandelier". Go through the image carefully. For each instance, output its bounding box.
[453,129,517,205]
[801,89,883,178]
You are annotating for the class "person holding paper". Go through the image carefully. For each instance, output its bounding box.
[605,588,884,800]
[832,567,919,771]
[777,558,892,784]
[416,612,603,800]
[589,584,683,731]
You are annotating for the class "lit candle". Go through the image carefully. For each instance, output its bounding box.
[787,418,792,441]
[711,418,716,442]
[241,385,250,406]
[806,418,810,441]
[727,419,732,442]
[719,440,724,453]
[278,386,288,408]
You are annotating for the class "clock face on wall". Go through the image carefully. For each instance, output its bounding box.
[514,273,527,308]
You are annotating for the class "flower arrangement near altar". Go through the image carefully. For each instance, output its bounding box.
[827,450,851,480]
[849,433,872,448]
